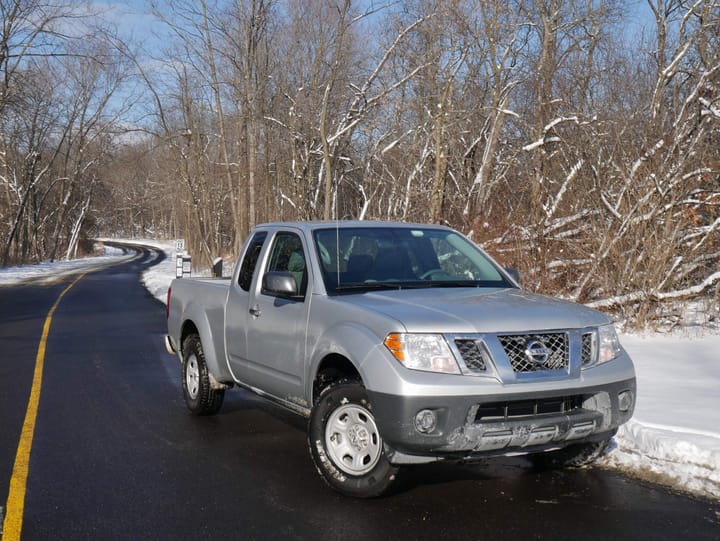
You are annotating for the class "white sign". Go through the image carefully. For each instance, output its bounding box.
[175,238,185,252]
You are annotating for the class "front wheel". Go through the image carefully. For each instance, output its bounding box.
[308,380,398,498]
[181,334,224,415]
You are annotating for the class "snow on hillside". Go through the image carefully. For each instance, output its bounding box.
[1,239,718,500]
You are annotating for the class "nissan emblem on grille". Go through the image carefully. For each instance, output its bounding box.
[524,340,549,366]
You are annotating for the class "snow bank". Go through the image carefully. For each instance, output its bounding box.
[136,239,177,303]
[602,420,720,498]
[598,333,720,499]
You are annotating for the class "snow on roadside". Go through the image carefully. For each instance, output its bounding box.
[127,238,214,304]
[133,239,177,302]
[95,237,178,302]
[603,420,720,499]
[0,242,132,285]
[600,333,720,500]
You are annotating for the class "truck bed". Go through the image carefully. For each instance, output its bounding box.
[167,277,233,382]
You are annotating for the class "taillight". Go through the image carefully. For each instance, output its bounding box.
[166,286,171,319]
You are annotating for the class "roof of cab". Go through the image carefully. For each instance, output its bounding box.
[252,220,454,233]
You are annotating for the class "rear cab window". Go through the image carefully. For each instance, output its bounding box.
[238,231,268,291]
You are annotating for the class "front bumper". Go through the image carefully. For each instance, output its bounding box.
[368,377,636,464]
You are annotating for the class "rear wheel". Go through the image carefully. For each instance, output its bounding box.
[308,380,398,498]
[181,334,224,415]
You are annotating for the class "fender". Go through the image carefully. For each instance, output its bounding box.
[178,298,234,383]
[306,320,405,403]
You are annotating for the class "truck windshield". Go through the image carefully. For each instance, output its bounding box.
[313,226,513,294]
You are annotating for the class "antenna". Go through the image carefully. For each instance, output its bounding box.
[335,190,340,288]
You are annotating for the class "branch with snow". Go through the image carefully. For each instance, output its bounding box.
[587,271,720,309]
[543,159,583,220]
[522,116,578,152]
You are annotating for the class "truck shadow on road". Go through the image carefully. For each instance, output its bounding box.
[212,389,622,501]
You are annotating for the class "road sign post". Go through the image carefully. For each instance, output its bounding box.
[175,239,190,278]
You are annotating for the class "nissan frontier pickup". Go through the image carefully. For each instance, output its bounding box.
[165,221,636,497]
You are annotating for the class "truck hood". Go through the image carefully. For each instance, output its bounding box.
[335,287,608,333]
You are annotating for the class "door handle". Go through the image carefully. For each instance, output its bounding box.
[249,305,262,318]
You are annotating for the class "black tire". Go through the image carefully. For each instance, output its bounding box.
[531,437,612,469]
[308,380,399,498]
[181,334,224,415]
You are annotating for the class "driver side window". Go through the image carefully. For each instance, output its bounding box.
[266,232,307,297]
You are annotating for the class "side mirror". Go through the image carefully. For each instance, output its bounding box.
[504,267,521,285]
[262,271,298,297]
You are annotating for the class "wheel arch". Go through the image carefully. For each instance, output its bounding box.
[180,320,200,352]
[312,353,361,405]
[178,316,227,382]
[307,321,387,406]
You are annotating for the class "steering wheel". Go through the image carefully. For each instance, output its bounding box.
[419,268,452,280]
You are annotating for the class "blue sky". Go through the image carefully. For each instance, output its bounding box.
[97,0,658,47]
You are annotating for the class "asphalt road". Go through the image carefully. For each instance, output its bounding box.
[1,245,719,540]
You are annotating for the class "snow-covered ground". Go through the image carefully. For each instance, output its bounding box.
[1,239,718,500]
[601,333,720,499]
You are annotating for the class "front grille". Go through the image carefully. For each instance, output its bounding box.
[498,333,568,372]
[454,339,487,371]
[581,332,594,366]
[474,396,583,422]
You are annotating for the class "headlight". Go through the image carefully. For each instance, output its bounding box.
[597,324,621,365]
[384,333,460,374]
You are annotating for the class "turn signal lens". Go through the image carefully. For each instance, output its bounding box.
[384,333,406,362]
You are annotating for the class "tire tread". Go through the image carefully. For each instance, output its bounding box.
[182,334,224,416]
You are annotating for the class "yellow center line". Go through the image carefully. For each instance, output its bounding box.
[2,272,87,541]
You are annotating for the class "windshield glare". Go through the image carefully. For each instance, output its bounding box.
[313,227,512,293]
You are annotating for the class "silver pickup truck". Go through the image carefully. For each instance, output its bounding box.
[165,221,636,497]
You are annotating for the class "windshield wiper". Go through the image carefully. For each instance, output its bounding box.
[334,282,404,292]
[332,280,507,293]
[425,280,513,288]
[334,280,489,292]
[423,280,480,287]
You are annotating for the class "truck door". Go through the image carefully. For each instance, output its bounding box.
[225,231,267,381]
[228,229,310,402]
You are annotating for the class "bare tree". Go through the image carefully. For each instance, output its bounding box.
[1,1,129,264]
[41,0,715,328]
